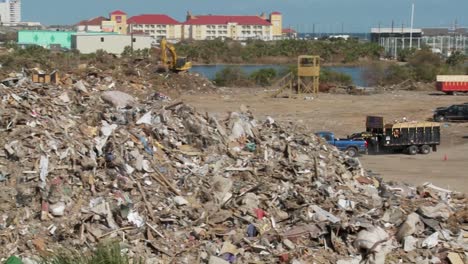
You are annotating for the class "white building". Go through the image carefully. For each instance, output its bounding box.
[76,16,108,32]
[128,14,182,42]
[184,13,274,41]
[0,0,20,23]
[71,33,152,55]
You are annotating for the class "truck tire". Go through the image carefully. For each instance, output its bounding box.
[434,115,445,122]
[408,145,418,155]
[420,145,431,154]
[345,147,358,157]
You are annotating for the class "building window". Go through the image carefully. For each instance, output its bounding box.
[101,37,104,42]
[133,38,136,42]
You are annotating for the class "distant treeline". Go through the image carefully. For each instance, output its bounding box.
[174,38,383,64]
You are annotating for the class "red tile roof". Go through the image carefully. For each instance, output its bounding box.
[271,11,282,15]
[110,10,126,15]
[282,28,297,34]
[76,16,108,26]
[185,15,271,26]
[128,14,181,25]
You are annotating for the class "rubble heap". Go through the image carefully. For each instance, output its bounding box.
[0,78,467,264]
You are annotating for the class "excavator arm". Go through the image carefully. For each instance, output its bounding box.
[167,46,178,69]
[160,37,191,72]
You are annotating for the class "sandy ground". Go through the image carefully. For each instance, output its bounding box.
[181,89,468,193]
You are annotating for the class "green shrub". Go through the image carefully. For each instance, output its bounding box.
[320,69,352,85]
[213,66,252,87]
[95,49,108,63]
[408,48,442,82]
[384,64,414,84]
[446,51,466,67]
[249,68,277,86]
[121,46,133,57]
[397,48,416,62]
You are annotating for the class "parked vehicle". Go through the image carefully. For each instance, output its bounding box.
[433,104,468,122]
[436,75,468,95]
[362,116,440,155]
[315,131,367,157]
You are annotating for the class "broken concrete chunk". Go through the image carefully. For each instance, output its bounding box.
[208,256,230,264]
[58,92,70,103]
[282,224,322,239]
[101,91,135,108]
[136,111,152,125]
[354,226,391,264]
[127,210,144,228]
[338,199,356,211]
[173,196,189,206]
[219,241,239,255]
[418,203,452,220]
[283,239,295,250]
[228,112,255,141]
[212,175,233,205]
[311,205,341,223]
[403,236,418,252]
[396,213,424,242]
[49,202,66,216]
[74,80,88,93]
[421,232,439,249]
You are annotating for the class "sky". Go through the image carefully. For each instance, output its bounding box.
[22,0,468,32]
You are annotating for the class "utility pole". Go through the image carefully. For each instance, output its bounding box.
[409,3,415,49]
[454,19,458,51]
[391,20,395,58]
[378,22,381,44]
[130,23,134,54]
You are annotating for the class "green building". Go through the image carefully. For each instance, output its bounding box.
[17,30,76,49]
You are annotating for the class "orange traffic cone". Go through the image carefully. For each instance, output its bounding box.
[443,154,448,161]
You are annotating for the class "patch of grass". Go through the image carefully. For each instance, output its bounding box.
[41,242,143,264]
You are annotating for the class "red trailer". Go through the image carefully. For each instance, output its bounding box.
[436,75,468,95]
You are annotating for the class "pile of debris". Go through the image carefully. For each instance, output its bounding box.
[383,80,435,92]
[328,85,379,95]
[0,77,466,264]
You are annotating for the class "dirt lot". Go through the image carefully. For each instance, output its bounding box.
[181,89,468,193]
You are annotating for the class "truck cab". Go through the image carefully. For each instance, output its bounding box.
[315,131,367,157]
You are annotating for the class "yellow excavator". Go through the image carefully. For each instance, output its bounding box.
[160,37,192,72]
